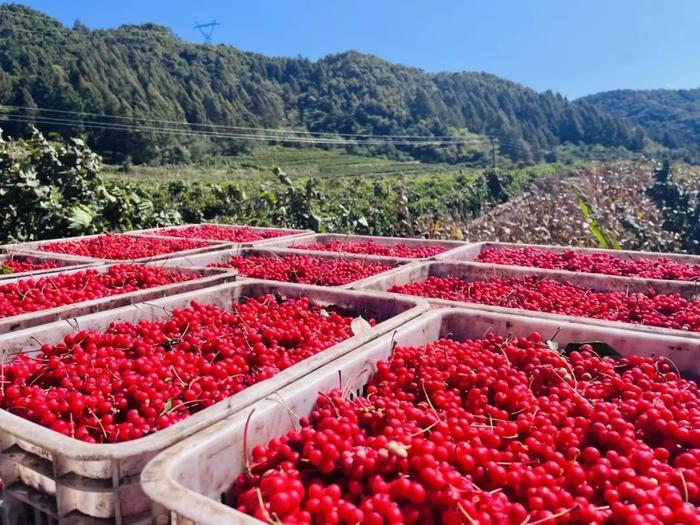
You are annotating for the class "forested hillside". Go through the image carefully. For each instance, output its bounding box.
[0,4,647,164]
[583,88,700,160]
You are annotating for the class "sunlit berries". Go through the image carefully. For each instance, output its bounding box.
[0,295,366,443]
[38,233,208,260]
[210,254,394,286]
[477,247,700,282]
[1,258,58,274]
[389,275,700,332]
[156,225,292,243]
[290,240,446,258]
[0,265,196,318]
[231,333,700,524]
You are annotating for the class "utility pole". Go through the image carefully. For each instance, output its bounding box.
[193,20,220,44]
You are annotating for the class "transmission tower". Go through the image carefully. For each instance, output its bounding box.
[193,20,220,44]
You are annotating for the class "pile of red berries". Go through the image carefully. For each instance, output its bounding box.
[231,333,700,524]
[0,295,367,443]
[477,247,700,282]
[210,254,394,286]
[388,275,700,332]
[0,265,196,318]
[1,258,58,274]
[291,240,446,259]
[157,225,291,243]
[38,234,208,260]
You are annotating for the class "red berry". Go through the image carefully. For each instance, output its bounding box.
[156,225,293,243]
[477,247,700,282]
[0,265,196,318]
[211,254,393,286]
[1,257,58,274]
[229,330,700,523]
[291,240,445,258]
[389,274,700,332]
[39,234,207,260]
[1,294,367,444]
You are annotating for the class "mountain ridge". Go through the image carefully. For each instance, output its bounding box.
[582,88,700,159]
[0,4,663,164]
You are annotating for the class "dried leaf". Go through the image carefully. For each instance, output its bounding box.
[351,317,372,337]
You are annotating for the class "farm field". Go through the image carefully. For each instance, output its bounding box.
[100,145,570,240]
[5,128,700,253]
[102,146,566,206]
[103,147,700,254]
[102,147,477,184]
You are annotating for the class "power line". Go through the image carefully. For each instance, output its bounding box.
[1,114,524,150]
[0,114,493,147]
[0,114,483,145]
[1,104,490,143]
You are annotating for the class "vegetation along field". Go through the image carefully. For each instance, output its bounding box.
[3,127,700,255]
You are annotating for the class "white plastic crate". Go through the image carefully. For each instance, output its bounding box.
[12,233,228,264]
[141,307,700,525]
[0,251,97,281]
[260,233,468,260]
[438,241,700,269]
[354,260,700,341]
[0,263,233,335]
[129,223,312,247]
[0,280,428,524]
[163,246,410,288]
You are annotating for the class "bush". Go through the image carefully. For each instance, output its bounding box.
[0,127,179,242]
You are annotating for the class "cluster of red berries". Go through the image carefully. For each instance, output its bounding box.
[0,295,365,443]
[210,255,394,286]
[157,225,290,243]
[38,234,208,260]
[1,258,58,274]
[291,240,446,259]
[231,333,700,524]
[477,247,700,282]
[0,265,195,318]
[388,276,700,332]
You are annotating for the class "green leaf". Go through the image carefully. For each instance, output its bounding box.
[546,340,559,351]
[573,185,620,250]
[357,216,370,228]
[262,192,278,203]
[587,220,611,250]
[0,265,13,275]
[68,204,94,230]
[160,398,174,416]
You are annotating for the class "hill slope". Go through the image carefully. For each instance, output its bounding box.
[0,5,647,164]
[582,89,700,158]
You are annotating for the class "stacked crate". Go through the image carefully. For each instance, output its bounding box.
[1,228,699,524]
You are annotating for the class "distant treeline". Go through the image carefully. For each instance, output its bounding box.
[583,88,700,161]
[0,5,655,165]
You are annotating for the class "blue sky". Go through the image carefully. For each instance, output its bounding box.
[4,0,700,98]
